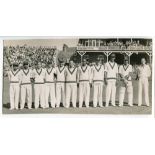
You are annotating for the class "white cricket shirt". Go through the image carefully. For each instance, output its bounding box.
[105,61,118,80]
[55,66,66,82]
[78,65,91,82]
[91,65,105,82]
[45,67,56,83]
[119,64,132,81]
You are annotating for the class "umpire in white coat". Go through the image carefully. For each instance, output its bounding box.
[137,57,151,106]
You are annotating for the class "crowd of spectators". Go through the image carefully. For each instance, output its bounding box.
[4,45,57,68]
[77,39,152,50]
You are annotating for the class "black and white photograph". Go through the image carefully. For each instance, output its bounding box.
[2,38,153,114]
[1,1,155,155]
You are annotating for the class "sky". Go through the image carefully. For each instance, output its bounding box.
[3,38,79,50]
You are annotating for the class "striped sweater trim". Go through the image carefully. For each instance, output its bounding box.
[56,81,65,83]
[45,81,55,83]
[10,81,19,83]
[107,78,117,80]
[65,81,77,83]
[34,82,44,84]
[21,83,31,85]
[120,79,132,81]
[79,80,89,82]
[93,80,104,82]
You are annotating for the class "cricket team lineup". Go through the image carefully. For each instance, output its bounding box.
[7,53,151,110]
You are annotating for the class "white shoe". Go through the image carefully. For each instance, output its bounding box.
[129,104,133,107]
[41,107,46,109]
[119,104,123,107]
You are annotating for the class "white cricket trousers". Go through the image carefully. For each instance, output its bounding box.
[45,83,56,108]
[93,82,103,107]
[65,83,77,108]
[79,81,90,107]
[106,80,116,106]
[34,84,45,108]
[119,81,133,106]
[56,83,65,107]
[138,78,150,106]
[9,83,20,109]
[20,84,32,109]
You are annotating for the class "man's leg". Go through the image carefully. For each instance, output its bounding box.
[45,84,50,108]
[111,81,116,106]
[106,81,112,107]
[40,84,45,108]
[34,84,40,109]
[85,82,90,108]
[9,84,15,110]
[62,83,66,107]
[138,80,143,106]
[56,84,61,107]
[72,84,77,108]
[50,83,56,108]
[65,83,71,108]
[98,83,103,107]
[79,83,84,108]
[144,79,149,106]
[127,84,133,106]
[93,83,98,107]
[27,85,32,109]
[20,85,26,109]
[14,85,20,110]
[119,86,125,106]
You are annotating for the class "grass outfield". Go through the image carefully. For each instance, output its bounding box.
[2,77,152,114]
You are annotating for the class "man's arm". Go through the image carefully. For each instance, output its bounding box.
[127,65,133,79]
[64,68,67,82]
[116,64,119,85]
[76,67,80,84]
[7,71,11,81]
[136,66,140,80]
[104,64,108,85]
[147,65,151,77]
[18,71,22,84]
